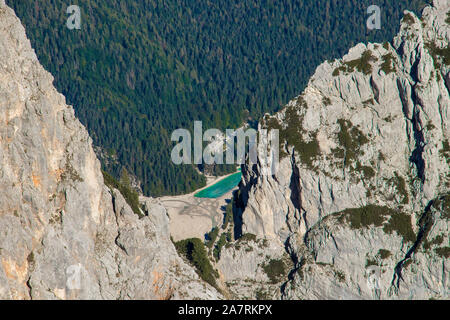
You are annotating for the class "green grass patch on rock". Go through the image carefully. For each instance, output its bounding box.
[366,257,378,267]
[380,53,396,74]
[442,194,450,220]
[388,172,409,204]
[333,50,377,76]
[402,13,416,26]
[206,227,220,248]
[175,238,219,288]
[335,205,416,243]
[263,259,286,284]
[425,42,450,69]
[434,247,450,258]
[222,202,234,230]
[213,233,228,260]
[334,119,369,168]
[238,233,257,243]
[423,235,444,250]
[439,140,450,164]
[103,170,143,218]
[355,161,376,179]
[382,210,416,242]
[322,96,332,106]
[337,205,389,229]
[335,270,346,282]
[378,249,392,259]
[264,101,321,168]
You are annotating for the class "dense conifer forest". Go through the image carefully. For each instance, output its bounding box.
[8,0,430,196]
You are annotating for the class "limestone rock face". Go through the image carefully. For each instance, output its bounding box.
[0,1,220,300]
[232,1,449,299]
[217,236,291,299]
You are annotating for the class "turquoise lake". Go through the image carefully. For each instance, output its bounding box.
[194,171,242,198]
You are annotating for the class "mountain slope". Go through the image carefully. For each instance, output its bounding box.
[219,0,449,299]
[0,1,220,299]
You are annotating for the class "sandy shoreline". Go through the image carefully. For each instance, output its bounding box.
[158,172,240,242]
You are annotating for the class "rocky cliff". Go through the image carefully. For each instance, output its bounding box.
[229,0,449,299]
[0,1,220,299]
[1,0,448,301]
